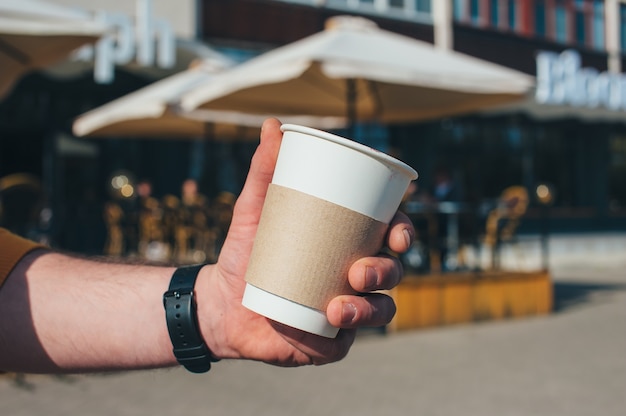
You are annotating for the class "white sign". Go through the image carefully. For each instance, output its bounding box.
[536,49,626,111]
[73,0,175,84]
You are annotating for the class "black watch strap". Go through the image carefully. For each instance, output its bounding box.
[163,264,217,373]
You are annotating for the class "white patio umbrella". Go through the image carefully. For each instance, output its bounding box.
[180,16,534,125]
[0,0,107,98]
[72,61,347,141]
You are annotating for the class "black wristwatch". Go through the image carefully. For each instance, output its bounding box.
[163,264,217,373]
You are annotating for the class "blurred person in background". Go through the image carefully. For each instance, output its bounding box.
[175,178,213,263]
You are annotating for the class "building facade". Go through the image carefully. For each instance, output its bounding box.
[3,0,626,256]
[200,0,626,232]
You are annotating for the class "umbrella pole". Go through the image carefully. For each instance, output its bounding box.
[346,78,357,138]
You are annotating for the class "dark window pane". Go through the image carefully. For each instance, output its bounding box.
[535,1,546,36]
[491,0,500,26]
[575,11,586,44]
[508,0,516,28]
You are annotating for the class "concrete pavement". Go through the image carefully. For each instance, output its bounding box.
[2,263,625,416]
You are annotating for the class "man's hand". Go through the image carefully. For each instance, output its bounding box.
[198,118,415,366]
[0,118,414,374]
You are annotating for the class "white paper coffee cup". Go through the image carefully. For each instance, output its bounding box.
[242,124,418,337]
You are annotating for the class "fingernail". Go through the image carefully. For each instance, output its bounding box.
[364,266,378,290]
[403,228,412,247]
[341,303,357,325]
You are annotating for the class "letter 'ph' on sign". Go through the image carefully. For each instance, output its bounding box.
[71,0,175,84]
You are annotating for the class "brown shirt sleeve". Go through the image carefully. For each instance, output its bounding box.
[0,228,47,288]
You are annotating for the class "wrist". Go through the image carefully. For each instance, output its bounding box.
[163,264,219,373]
[195,264,254,362]
[194,264,230,360]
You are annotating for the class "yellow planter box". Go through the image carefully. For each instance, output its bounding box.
[389,270,552,332]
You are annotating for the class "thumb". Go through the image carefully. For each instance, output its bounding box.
[232,118,283,225]
[217,118,283,278]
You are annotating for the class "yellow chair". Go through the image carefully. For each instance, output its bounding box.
[0,173,43,237]
[484,186,529,270]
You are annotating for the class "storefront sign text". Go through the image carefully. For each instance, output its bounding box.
[536,50,626,111]
[72,0,175,84]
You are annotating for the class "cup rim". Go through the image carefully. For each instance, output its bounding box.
[280,124,418,180]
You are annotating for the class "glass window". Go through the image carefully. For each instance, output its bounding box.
[276,0,432,16]
[470,0,481,23]
[323,0,432,21]
[453,0,466,20]
[573,0,587,45]
[534,0,546,37]
[555,2,568,42]
[609,135,626,212]
[507,0,516,29]
[621,4,626,52]
[490,0,500,26]
[415,0,431,13]
[575,10,586,44]
[592,0,605,49]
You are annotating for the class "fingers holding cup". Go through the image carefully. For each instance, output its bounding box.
[326,293,397,329]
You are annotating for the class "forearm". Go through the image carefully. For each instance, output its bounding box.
[0,250,179,373]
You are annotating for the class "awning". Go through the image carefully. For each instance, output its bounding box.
[0,0,107,98]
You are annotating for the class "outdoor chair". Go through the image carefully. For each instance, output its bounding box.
[484,185,529,270]
[0,173,43,239]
